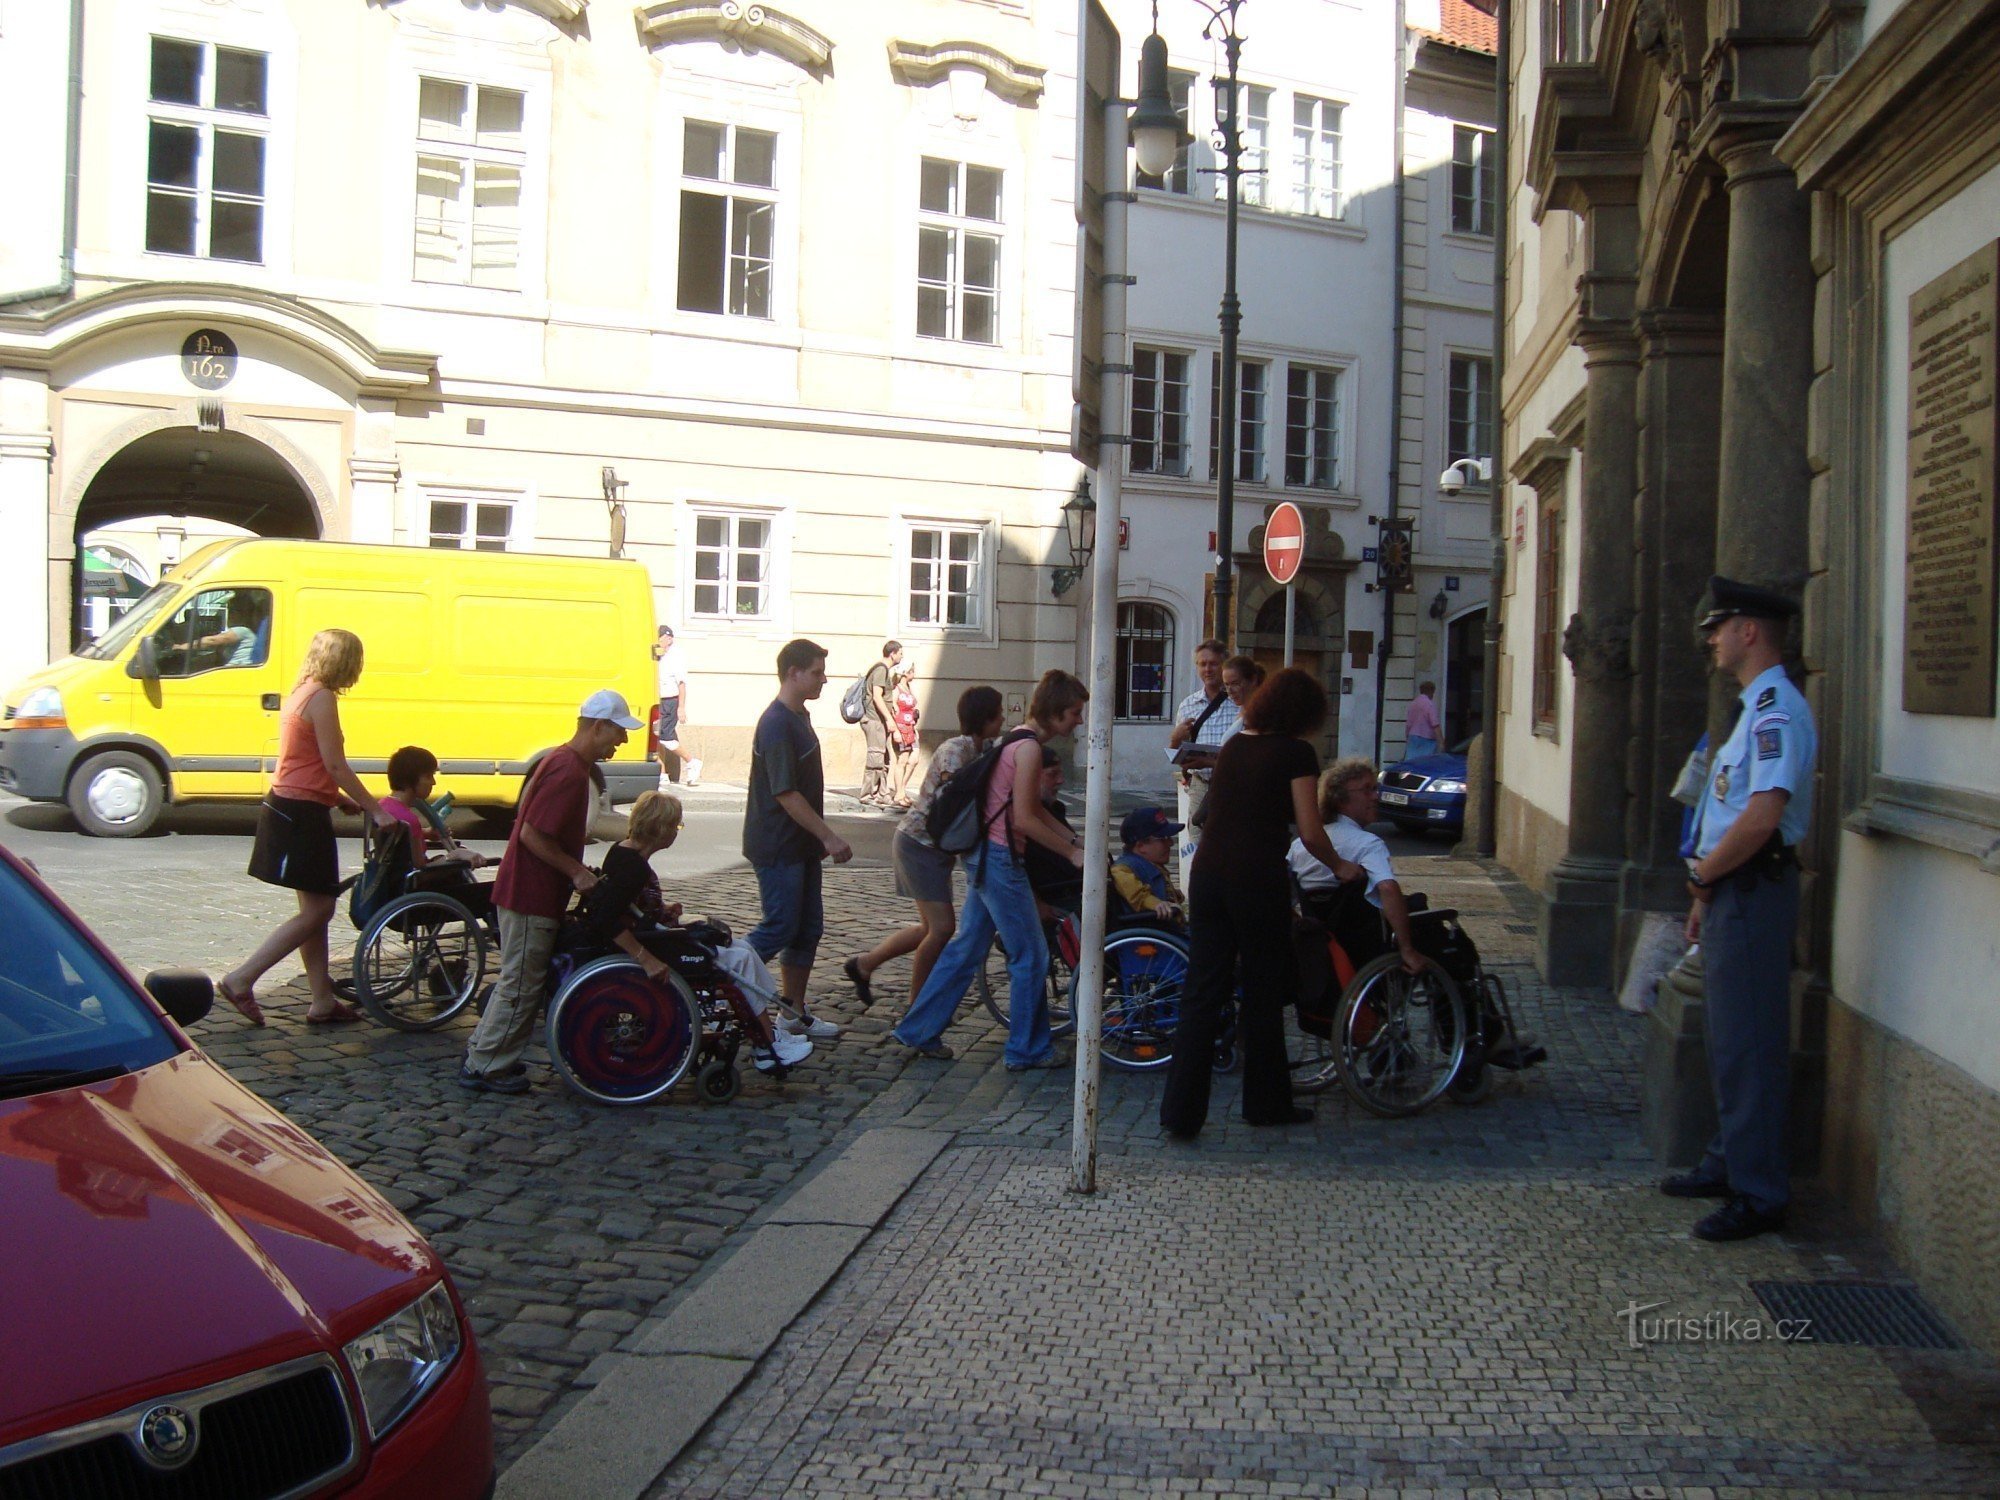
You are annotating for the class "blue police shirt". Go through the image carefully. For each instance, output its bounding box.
[1692,664,1816,858]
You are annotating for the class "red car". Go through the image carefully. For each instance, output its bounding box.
[0,845,493,1497]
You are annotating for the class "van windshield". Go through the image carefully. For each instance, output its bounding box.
[75,584,180,661]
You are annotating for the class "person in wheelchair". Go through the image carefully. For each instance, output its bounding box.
[381,746,493,922]
[581,791,811,1074]
[1286,758,1422,976]
[1110,807,1186,928]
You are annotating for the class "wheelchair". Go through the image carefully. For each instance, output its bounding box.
[542,917,784,1107]
[976,908,1233,1074]
[1288,881,1544,1117]
[339,816,497,1032]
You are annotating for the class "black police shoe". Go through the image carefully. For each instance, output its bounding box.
[1693,1196,1787,1242]
[1660,1171,1731,1199]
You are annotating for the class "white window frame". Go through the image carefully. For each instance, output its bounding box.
[1291,94,1345,220]
[413,77,528,290]
[677,118,779,320]
[916,157,1004,345]
[415,482,533,553]
[1131,346,1194,477]
[895,517,997,643]
[1448,353,1494,473]
[1217,84,1272,208]
[1210,354,1271,484]
[1114,601,1177,723]
[1450,125,1496,237]
[687,506,779,622]
[143,34,271,265]
[1284,362,1345,491]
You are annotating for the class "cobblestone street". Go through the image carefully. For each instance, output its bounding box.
[8,802,1998,1495]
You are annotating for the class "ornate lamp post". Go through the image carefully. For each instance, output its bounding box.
[1132,0,1248,647]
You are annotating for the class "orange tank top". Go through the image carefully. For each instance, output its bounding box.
[272,682,341,805]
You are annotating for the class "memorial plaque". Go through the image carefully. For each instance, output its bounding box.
[1904,241,1999,716]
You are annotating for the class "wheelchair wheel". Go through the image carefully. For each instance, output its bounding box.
[545,956,701,1106]
[975,925,1077,1039]
[1333,953,1470,1118]
[352,891,487,1032]
[1283,1000,1342,1096]
[695,1058,741,1104]
[1084,925,1189,1072]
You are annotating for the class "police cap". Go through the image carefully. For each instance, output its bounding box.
[1696,575,1799,631]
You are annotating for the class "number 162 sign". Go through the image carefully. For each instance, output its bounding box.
[181,329,239,391]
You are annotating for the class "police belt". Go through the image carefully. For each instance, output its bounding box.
[1729,832,1798,891]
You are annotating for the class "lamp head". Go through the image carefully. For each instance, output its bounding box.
[1130,32,1188,178]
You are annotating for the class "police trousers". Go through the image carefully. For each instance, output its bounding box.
[1697,866,1798,1214]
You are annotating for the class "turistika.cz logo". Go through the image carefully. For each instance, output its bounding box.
[1616,1300,1813,1349]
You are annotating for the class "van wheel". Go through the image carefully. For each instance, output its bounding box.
[68,751,165,838]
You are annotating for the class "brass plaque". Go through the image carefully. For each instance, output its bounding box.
[1904,241,1999,716]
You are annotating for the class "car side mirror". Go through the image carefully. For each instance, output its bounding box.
[144,968,214,1026]
[127,636,160,680]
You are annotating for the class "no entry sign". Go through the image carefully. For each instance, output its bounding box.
[1264,501,1305,586]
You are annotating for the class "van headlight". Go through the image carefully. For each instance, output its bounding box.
[13,687,65,728]
[342,1282,462,1438]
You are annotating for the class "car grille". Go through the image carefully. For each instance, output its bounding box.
[1383,769,1428,792]
[0,1359,355,1500]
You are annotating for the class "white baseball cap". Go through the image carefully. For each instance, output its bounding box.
[579,689,643,729]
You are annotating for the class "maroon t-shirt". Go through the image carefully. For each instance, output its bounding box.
[493,747,594,919]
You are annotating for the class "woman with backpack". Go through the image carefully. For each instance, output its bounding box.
[841,686,1006,1010]
[889,671,1089,1069]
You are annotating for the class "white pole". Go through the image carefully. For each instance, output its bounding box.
[1070,95,1130,1196]
[1283,582,1295,667]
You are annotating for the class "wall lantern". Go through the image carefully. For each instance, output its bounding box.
[1050,475,1097,598]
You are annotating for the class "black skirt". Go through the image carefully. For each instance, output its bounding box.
[248,794,341,895]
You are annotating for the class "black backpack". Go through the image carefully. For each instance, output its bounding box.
[925,729,1039,855]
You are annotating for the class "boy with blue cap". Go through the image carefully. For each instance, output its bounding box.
[1112,807,1187,925]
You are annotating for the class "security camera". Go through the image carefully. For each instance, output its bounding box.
[1438,467,1465,494]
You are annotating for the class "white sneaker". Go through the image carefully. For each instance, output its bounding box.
[684,758,702,787]
[770,1029,813,1065]
[782,1011,843,1039]
[657,772,674,792]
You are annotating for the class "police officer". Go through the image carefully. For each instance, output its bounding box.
[1661,576,1817,1242]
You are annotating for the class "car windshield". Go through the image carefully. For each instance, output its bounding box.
[75,583,180,661]
[0,860,178,1094]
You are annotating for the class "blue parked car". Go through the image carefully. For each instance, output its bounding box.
[1378,737,1472,834]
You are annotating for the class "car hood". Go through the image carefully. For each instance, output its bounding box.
[1388,751,1469,780]
[2,653,102,713]
[0,1053,440,1442]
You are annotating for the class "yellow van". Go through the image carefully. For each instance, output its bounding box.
[0,539,659,836]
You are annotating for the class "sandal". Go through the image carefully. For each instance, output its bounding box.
[217,978,266,1028]
[305,1001,364,1026]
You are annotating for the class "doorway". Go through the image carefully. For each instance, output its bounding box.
[1445,607,1485,743]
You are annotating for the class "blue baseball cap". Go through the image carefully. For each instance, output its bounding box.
[1120,807,1183,845]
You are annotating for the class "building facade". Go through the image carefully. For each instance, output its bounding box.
[1496,0,2000,1351]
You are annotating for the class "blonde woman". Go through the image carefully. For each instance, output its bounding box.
[221,628,397,1026]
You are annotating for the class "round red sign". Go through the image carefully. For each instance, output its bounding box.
[1263,502,1305,586]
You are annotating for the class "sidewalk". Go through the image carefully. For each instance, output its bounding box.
[497,852,2000,1499]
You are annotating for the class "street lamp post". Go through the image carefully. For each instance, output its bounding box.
[1132,0,1248,648]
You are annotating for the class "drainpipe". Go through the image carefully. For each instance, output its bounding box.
[1478,0,1509,857]
[0,0,84,308]
[1375,0,1408,764]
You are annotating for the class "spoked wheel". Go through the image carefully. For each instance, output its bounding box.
[1085,926,1189,1072]
[1334,953,1470,1118]
[545,956,701,1106]
[351,892,487,1031]
[975,924,1077,1039]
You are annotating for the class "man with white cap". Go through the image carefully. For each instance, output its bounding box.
[460,689,641,1094]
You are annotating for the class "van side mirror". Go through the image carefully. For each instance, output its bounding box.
[144,969,214,1026]
[127,636,159,680]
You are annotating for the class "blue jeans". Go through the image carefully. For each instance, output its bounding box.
[1406,735,1438,760]
[746,858,824,969]
[892,844,1054,1068]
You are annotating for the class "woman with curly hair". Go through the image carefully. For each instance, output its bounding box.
[1161,667,1360,1139]
[221,628,398,1026]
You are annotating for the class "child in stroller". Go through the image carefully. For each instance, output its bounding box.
[579,791,811,1076]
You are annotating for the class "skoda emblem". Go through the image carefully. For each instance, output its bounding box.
[136,1404,198,1468]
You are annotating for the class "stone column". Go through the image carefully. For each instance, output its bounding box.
[0,426,54,686]
[1539,323,1640,987]
[1620,312,1724,954]
[348,456,401,545]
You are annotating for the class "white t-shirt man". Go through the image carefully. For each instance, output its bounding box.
[656,640,687,701]
[1288,813,1395,908]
